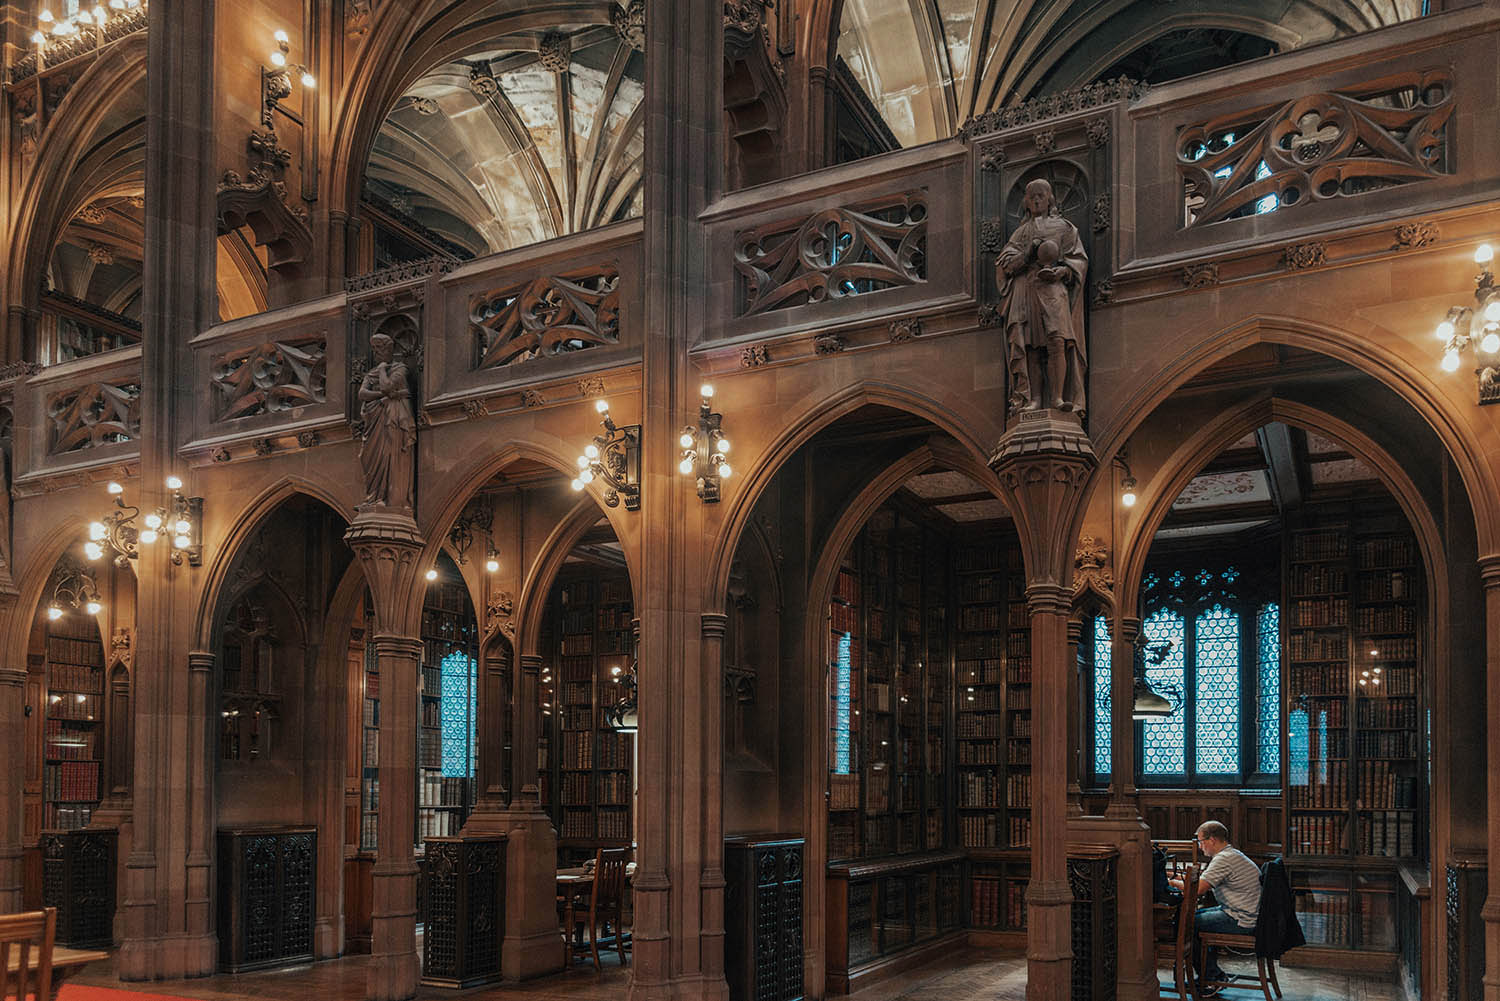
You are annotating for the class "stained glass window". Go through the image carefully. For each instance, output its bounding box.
[1288,706,1309,787]
[1256,604,1281,774]
[1141,608,1186,775]
[1093,616,1111,777]
[833,633,854,775]
[1194,605,1240,774]
[440,649,475,779]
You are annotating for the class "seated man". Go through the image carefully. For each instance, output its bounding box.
[1168,820,1261,996]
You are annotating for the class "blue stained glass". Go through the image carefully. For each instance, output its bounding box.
[1289,707,1309,787]
[1194,569,1213,587]
[1253,161,1279,215]
[1093,616,1111,777]
[833,633,853,775]
[1194,605,1240,774]
[1142,609,1186,775]
[440,650,475,778]
[1168,569,1186,589]
[1222,567,1240,583]
[1256,604,1281,774]
[1143,572,1160,592]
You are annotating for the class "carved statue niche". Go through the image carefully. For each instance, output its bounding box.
[219,599,281,762]
[996,177,1089,416]
[356,319,418,514]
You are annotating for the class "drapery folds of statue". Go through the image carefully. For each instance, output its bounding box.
[357,333,417,513]
[997,179,1088,416]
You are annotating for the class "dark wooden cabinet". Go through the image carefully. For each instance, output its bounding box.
[216,826,316,973]
[726,837,804,1001]
[1067,845,1118,1001]
[421,835,506,988]
[40,828,116,948]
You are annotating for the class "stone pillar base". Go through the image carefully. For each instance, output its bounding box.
[470,808,564,981]
[1070,815,1156,1001]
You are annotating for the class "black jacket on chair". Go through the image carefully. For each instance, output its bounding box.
[1255,856,1306,959]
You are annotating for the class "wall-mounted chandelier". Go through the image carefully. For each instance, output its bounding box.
[31,0,140,49]
[678,384,732,503]
[571,399,641,510]
[87,477,203,569]
[1435,242,1500,404]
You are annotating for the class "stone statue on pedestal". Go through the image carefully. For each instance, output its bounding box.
[357,332,416,513]
[997,178,1089,416]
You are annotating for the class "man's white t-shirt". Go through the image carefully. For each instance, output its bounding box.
[1202,845,1261,929]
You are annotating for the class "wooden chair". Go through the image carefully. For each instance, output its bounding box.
[1,907,55,1001]
[1154,862,1198,1000]
[1197,882,1283,1001]
[565,848,631,971]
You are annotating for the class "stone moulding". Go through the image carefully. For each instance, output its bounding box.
[1178,68,1454,228]
[211,336,328,422]
[959,77,1145,142]
[470,265,621,370]
[47,380,141,454]
[734,193,927,317]
[345,255,457,294]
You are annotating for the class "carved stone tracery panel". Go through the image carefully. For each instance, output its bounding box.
[470,266,621,370]
[47,381,141,454]
[734,193,927,317]
[211,337,328,422]
[1178,68,1453,227]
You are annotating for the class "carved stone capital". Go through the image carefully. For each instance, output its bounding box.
[344,512,426,634]
[988,410,1097,585]
[187,650,215,673]
[701,611,728,641]
[1073,535,1114,606]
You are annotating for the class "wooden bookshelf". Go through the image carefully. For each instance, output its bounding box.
[43,614,105,831]
[1284,503,1424,953]
[539,571,634,862]
[826,507,951,861]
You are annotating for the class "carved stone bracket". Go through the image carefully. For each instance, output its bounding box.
[577,377,606,398]
[889,318,922,342]
[345,512,426,635]
[1281,242,1328,270]
[1393,221,1439,249]
[813,333,846,355]
[485,591,514,638]
[217,156,313,278]
[1181,262,1220,288]
[740,344,770,367]
[1073,536,1114,610]
[521,389,547,408]
[612,0,646,51]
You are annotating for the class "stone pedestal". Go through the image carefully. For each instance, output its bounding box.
[990,409,1096,1001]
[1069,816,1155,1001]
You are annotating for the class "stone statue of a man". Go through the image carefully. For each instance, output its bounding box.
[996,178,1089,415]
[357,332,416,513]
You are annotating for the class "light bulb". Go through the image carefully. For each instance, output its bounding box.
[109,0,124,8]
[1437,320,1456,341]
[1442,350,1461,372]
[571,478,584,491]
[39,9,53,21]
[576,455,590,469]
[85,601,101,616]
[716,438,730,453]
[425,568,438,581]
[174,519,191,536]
[485,557,499,573]
[31,31,45,43]
[300,71,316,89]
[88,521,106,540]
[75,8,90,22]
[679,457,695,475]
[139,528,158,544]
[165,475,182,489]
[83,542,104,561]
[47,605,63,620]
[1121,476,1138,508]
[93,6,105,20]
[679,432,695,448]
[595,399,610,413]
[107,481,123,494]
[273,28,289,43]
[1483,331,1500,355]
[700,383,715,399]
[76,693,86,703]
[718,462,732,478]
[584,443,600,460]
[270,50,286,67]
[173,535,190,549]
[579,469,594,484]
[144,512,162,529]
[1485,301,1500,323]
[1476,244,1494,266]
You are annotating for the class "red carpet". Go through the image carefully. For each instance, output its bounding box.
[57,988,213,1001]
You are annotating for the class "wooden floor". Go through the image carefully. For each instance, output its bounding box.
[68,946,1399,1000]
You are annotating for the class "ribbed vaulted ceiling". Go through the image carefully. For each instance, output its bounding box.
[836,0,1426,148]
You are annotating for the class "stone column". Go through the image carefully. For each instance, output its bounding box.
[1066,617,1084,818]
[1107,616,1140,814]
[184,651,216,964]
[345,514,424,1001]
[0,660,24,911]
[1480,555,1500,1001]
[699,612,730,989]
[989,410,1096,1001]
[1105,612,1154,1001]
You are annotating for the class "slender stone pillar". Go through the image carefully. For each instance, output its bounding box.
[699,612,730,989]
[0,662,24,911]
[345,513,424,1001]
[1107,616,1141,814]
[989,409,1096,1001]
[1479,555,1500,1001]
